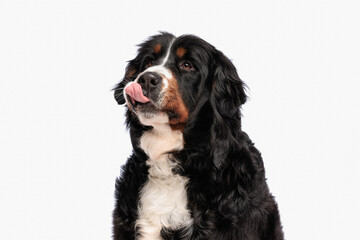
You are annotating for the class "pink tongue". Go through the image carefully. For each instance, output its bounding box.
[125,82,150,103]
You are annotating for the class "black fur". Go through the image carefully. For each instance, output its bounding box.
[113,32,284,239]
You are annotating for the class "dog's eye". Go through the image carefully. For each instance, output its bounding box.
[180,61,194,71]
[147,59,155,68]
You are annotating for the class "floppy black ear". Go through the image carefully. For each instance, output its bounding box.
[114,82,126,105]
[210,51,247,168]
[211,51,247,117]
[114,60,138,105]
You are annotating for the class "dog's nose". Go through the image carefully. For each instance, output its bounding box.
[137,72,162,94]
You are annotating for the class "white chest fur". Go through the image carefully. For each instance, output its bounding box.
[136,123,192,240]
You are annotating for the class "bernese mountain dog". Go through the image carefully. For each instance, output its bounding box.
[112,32,284,240]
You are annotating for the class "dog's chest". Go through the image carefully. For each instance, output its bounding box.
[136,125,192,239]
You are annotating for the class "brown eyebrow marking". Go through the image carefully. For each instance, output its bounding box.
[154,44,162,54]
[176,47,186,58]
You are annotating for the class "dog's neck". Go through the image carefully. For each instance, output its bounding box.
[140,122,184,162]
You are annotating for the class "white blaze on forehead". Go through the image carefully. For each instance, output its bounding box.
[123,38,175,111]
[143,38,175,77]
[160,38,175,66]
[143,65,173,79]
[134,38,175,90]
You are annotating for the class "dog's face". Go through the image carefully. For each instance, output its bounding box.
[114,32,247,132]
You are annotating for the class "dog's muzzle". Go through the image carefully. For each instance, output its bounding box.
[124,71,165,116]
[137,72,163,101]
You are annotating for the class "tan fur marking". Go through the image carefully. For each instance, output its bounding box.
[176,47,186,58]
[162,77,189,131]
[154,44,162,54]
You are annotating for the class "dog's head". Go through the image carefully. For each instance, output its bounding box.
[114,32,247,166]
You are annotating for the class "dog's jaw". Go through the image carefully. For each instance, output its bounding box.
[138,111,170,127]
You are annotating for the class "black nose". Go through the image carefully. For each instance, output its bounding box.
[137,72,162,94]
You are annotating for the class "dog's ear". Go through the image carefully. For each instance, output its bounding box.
[114,60,138,105]
[210,51,247,168]
[210,51,247,117]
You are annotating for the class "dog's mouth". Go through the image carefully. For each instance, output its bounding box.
[125,82,162,116]
[125,82,150,104]
[132,100,160,117]
[124,81,182,125]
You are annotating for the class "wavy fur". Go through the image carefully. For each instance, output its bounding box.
[112,32,284,240]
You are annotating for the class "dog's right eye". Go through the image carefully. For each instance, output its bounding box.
[147,59,155,68]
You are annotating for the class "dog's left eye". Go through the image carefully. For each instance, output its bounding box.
[180,61,194,71]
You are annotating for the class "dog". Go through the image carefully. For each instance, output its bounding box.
[112,32,284,240]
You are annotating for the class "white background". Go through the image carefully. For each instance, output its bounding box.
[1,0,359,239]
